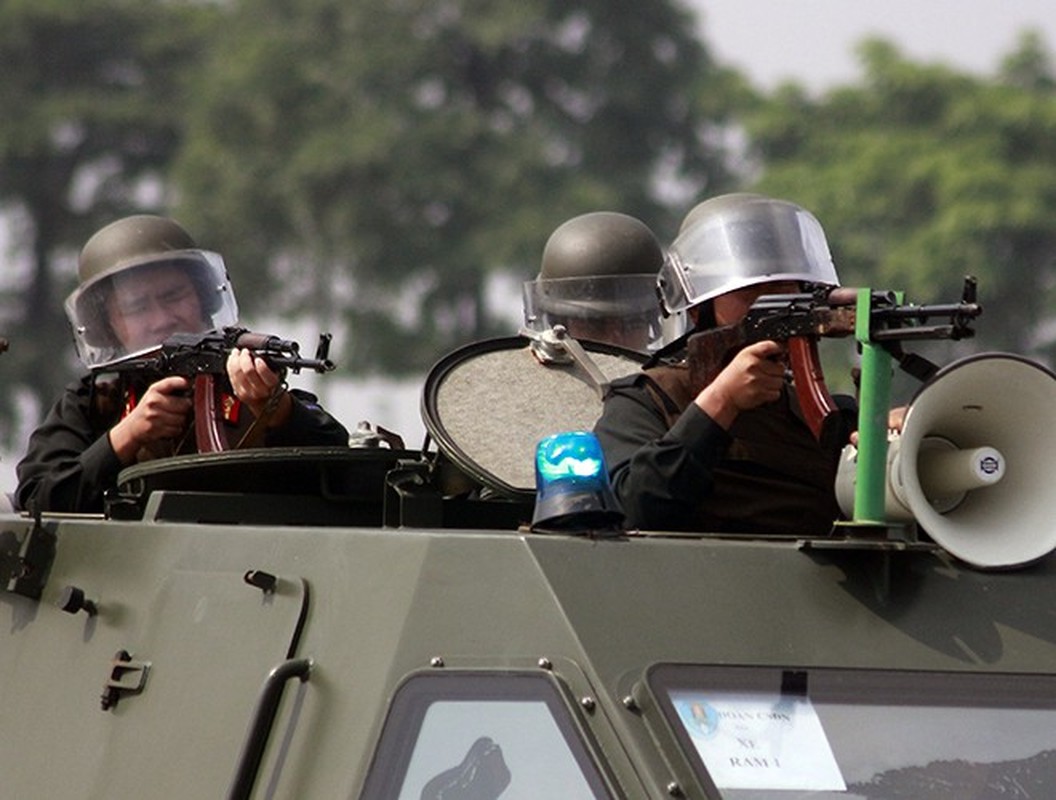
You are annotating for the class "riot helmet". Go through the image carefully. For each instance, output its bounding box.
[658,193,839,316]
[65,215,239,368]
[522,211,665,352]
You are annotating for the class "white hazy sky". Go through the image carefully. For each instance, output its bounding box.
[688,0,1056,90]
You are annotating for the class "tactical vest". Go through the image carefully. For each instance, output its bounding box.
[642,362,847,536]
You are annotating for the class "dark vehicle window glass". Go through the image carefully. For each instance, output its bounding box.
[360,671,613,799]
[649,664,1056,799]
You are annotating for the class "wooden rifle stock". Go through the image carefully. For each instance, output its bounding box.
[686,325,746,396]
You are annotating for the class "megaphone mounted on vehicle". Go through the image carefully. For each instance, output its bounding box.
[835,353,1056,569]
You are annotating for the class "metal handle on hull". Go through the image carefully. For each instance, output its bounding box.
[227,657,313,800]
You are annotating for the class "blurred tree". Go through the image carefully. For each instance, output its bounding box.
[745,33,1056,366]
[172,0,743,374]
[0,0,214,443]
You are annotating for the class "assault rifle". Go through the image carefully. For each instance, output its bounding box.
[96,326,335,453]
[687,278,982,446]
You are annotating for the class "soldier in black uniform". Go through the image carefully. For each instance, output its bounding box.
[16,215,349,513]
[594,193,859,535]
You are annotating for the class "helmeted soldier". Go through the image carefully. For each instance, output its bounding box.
[657,192,839,328]
[16,215,349,513]
[65,214,239,368]
[593,193,862,535]
[522,211,666,352]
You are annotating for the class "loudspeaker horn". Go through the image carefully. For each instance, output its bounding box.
[835,353,1056,569]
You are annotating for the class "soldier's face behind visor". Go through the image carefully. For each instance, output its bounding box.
[105,264,208,353]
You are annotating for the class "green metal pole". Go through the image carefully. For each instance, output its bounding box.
[853,288,893,524]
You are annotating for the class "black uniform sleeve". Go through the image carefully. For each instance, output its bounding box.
[15,377,124,514]
[16,381,349,515]
[594,378,733,531]
[262,388,350,447]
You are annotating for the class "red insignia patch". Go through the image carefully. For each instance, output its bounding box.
[221,392,241,425]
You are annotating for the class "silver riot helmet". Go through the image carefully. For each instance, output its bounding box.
[658,193,840,316]
[64,215,239,368]
[522,211,665,352]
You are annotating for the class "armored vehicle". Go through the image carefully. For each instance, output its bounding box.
[2,330,1056,800]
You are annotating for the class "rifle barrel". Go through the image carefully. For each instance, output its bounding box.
[261,353,335,374]
[877,303,982,320]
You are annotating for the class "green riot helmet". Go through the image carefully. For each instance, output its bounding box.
[658,193,840,316]
[64,215,239,368]
[522,211,665,352]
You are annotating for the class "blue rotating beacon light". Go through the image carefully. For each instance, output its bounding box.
[531,431,624,533]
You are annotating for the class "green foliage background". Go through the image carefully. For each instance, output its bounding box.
[171,0,741,373]
[748,34,1056,363]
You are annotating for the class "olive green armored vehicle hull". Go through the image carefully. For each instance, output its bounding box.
[1,447,1055,799]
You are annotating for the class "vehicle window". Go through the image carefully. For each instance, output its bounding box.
[649,664,1056,799]
[360,671,613,800]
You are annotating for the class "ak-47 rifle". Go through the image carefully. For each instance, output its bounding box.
[96,326,335,453]
[686,277,983,447]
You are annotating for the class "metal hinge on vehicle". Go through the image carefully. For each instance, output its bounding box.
[519,325,612,399]
[0,509,57,601]
[100,649,150,711]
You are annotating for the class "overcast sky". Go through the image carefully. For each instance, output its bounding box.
[688,0,1056,90]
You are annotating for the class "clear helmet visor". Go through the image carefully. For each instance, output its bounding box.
[522,274,665,352]
[64,250,239,368]
[657,199,839,315]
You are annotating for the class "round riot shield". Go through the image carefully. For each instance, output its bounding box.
[421,335,646,499]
